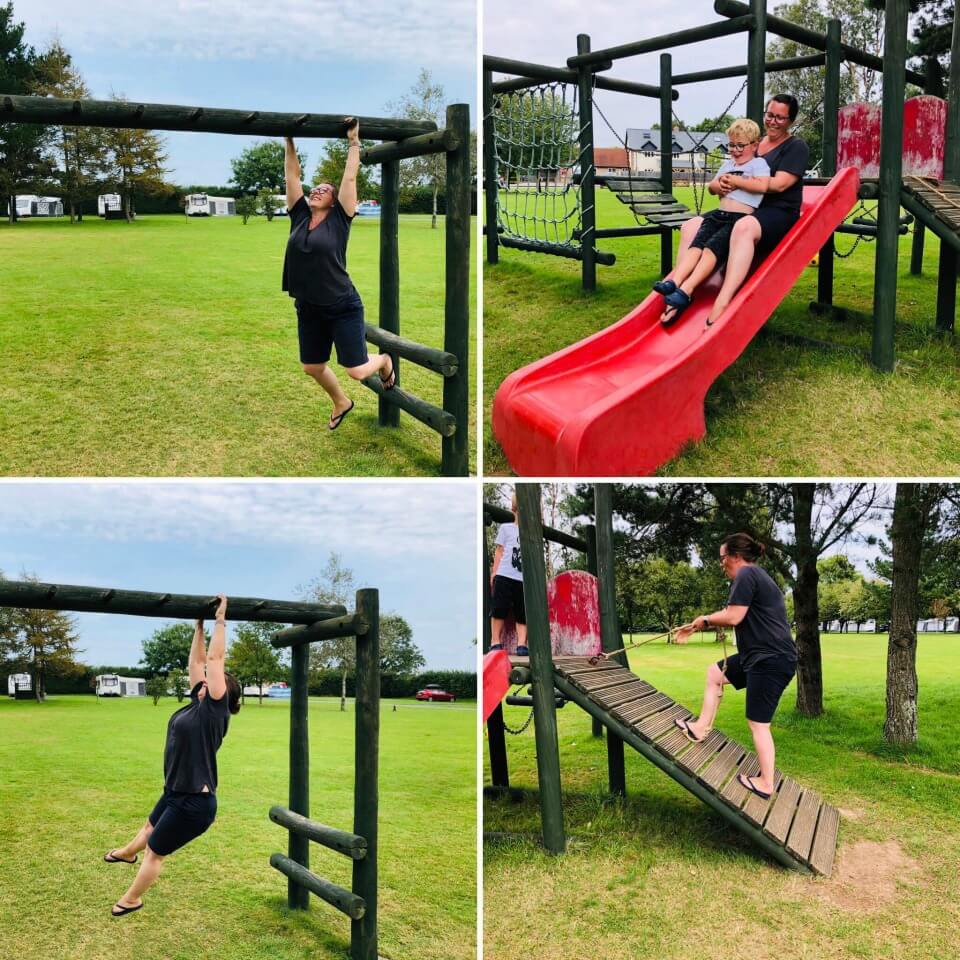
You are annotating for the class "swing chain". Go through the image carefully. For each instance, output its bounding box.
[502,690,535,736]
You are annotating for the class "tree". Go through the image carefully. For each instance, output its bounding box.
[230,140,298,194]
[313,138,377,201]
[910,0,954,92]
[168,667,188,702]
[624,557,702,630]
[379,614,425,676]
[145,674,167,706]
[235,194,258,224]
[10,605,82,701]
[227,621,283,704]
[256,187,278,221]
[140,622,201,675]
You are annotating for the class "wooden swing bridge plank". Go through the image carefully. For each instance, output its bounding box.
[551,658,839,876]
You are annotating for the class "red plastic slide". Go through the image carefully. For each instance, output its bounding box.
[492,167,860,476]
[483,649,510,723]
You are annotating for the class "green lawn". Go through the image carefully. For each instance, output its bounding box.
[484,633,960,960]
[484,187,960,475]
[0,694,476,960]
[0,214,476,476]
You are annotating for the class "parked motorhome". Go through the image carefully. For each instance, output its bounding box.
[7,673,31,697]
[7,195,64,217]
[95,674,146,697]
[185,193,236,216]
[271,195,288,216]
[356,200,381,217]
[97,194,124,218]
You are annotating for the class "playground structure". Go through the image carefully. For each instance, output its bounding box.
[482,486,840,876]
[484,0,960,375]
[0,94,472,477]
[0,578,382,960]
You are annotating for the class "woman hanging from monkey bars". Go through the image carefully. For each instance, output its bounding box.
[282,118,395,432]
[103,595,241,916]
[672,533,796,802]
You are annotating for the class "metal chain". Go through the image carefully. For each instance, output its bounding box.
[502,689,535,735]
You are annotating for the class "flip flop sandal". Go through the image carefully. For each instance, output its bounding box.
[103,851,137,864]
[674,717,703,743]
[661,288,693,326]
[112,902,144,917]
[379,354,396,391]
[328,399,355,431]
[653,278,677,295]
[737,773,772,800]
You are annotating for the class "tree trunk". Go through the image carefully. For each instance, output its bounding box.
[340,669,347,712]
[884,483,931,745]
[792,484,823,716]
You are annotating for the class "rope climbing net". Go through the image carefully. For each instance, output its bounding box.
[490,81,589,247]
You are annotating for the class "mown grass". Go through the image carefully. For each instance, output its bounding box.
[483,187,960,476]
[0,214,476,476]
[484,633,960,960]
[0,694,476,960]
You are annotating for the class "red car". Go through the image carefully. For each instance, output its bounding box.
[415,684,456,702]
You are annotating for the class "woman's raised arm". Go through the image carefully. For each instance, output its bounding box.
[284,137,304,211]
[339,118,360,218]
[205,594,228,700]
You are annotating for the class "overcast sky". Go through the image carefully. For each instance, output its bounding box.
[18,0,476,184]
[0,481,478,671]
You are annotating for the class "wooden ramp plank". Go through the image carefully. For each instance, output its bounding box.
[596,681,656,708]
[575,675,643,695]
[653,725,693,759]
[612,691,673,725]
[634,703,690,741]
[807,804,840,877]
[676,729,726,775]
[742,769,783,827]
[785,788,822,863]
[763,777,803,844]
[555,661,622,678]
[698,739,746,791]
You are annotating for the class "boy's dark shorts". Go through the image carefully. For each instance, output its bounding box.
[295,292,368,368]
[491,575,526,624]
[147,789,217,856]
[719,653,795,724]
[689,209,748,266]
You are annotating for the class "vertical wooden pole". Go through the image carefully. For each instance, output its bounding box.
[483,70,499,265]
[659,54,674,277]
[872,0,908,371]
[910,223,925,276]
[379,159,400,427]
[576,34,597,292]
[747,0,768,126]
[816,19,840,310]
[935,9,960,334]
[352,589,379,960]
[442,103,471,477]
[516,483,565,854]
[484,513,510,787]
[585,524,603,739]
[595,484,625,797]
[288,642,310,910]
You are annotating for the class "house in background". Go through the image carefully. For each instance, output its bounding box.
[625,129,729,182]
[594,147,629,178]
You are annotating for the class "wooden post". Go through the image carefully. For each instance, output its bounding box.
[815,19,840,310]
[871,0,908,371]
[594,485,626,797]
[288,641,310,910]
[484,513,510,787]
[576,34,598,292]
[747,0,768,126]
[585,524,603,739]
[910,223,925,276]
[516,484,565,854]
[352,588,379,960]
[483,69,499,265]
[379,159,400,427]
[659,54,674,277]
[935,9,960,334]
[442,103,471,477]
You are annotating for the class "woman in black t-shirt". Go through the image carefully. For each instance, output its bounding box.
[282,119,395,432]
[103,595,241,917]
[674,94,810,325]
[673,533,796,803]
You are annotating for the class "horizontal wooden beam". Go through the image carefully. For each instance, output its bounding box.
[484,55,613,83]
[497,234,617,265]
[272,613,368,649]
[483,502,589,553]
[364,324,458,377]
[0,94,436,141]
[269,853,366,919]
[0,579,345,624]
[487,61,669,100]
[673,53,825,85]
[361,129,459,165]
[269,806,367,860]
[360,378,457,437]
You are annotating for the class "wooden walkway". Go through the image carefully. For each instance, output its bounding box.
[902,176,960,241]
[600,176,695,228]
[549,656,839,876]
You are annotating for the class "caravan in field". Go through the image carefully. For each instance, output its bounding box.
[184,193,236,216]
[95,674,146,697]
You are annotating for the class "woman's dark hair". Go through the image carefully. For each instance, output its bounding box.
[225,672,242,715]
[722,532,766,563]
[768,93,799,122]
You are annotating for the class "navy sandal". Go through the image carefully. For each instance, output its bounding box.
[738,773,772,800]
[653,278,677,296]
[661,288,693,326]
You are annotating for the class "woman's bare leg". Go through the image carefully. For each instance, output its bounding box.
[344,353,392,383]
[109,820,153,861]
[746,719,776,794]
[116,847,166,909]
[705,216,761,325]
[302,362,352,421]
[685,663,728,740]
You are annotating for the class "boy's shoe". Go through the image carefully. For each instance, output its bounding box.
[515,645,529,656]
[653,278,677,296]
[488,644,503,651]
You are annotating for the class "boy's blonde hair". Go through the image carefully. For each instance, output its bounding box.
[726,118,761,144]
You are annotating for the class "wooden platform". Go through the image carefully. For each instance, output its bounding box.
[549,656,840,876]
[902,176,960,238]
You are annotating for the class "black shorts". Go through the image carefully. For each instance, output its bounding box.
[147,789,217,856]
[719,653,795,724]
[295,292,368,368]
[751,205,800,262]
[689,209,748,266]
[491,575,525,624]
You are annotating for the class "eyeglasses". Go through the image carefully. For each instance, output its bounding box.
[719,553,730,564]
[311,185,334,195]
[728,142,753,152]
[763,111,790,124]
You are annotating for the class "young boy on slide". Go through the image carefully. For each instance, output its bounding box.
[654,119,770,326]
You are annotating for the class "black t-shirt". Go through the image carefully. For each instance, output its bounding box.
[163,682,231,793]
[728,565,797,671]
[757,136,809,215]
[281,195,357,306]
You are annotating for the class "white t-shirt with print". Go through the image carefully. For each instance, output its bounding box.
[494,522,523,581]
[716,156,770,209]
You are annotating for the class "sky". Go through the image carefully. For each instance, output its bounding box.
[17,0,477,184]
[0,481,478,671]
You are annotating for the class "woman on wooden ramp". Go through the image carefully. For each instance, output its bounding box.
[283,118,395,432]
[103,595,241,916]
[673,533,797,801]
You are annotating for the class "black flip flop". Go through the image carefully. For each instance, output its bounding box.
[379,354,396,391]
[675,717,703,743]
[328,400,355,431]
[104,851,137,864]
[738,773,772,800]
[112,901,143,917]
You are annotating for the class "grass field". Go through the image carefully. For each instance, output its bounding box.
[484,633,960,960]
[0,214,476,476]
[484,187,960,475]
[0,694,476,960]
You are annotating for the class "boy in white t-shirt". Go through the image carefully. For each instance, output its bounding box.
[654,118,770,326]
[489,493,528,656]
